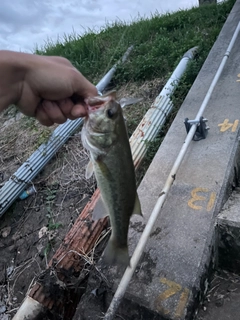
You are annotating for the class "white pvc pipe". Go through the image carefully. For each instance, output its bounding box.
[104,21,240,320]
[130,47,198,169]
[13,296,45,320]
[161,46,198,97]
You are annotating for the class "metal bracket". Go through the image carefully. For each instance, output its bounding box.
[184,117,209,141]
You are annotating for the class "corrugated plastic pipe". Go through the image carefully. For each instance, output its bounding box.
[104,21,240,320]
[0,46,134,218]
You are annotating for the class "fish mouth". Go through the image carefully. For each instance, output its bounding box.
[85,95,111,113]
[87,104,105,113]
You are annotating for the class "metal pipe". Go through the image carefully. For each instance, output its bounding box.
[104,21,240,320]
[0,46,134,218]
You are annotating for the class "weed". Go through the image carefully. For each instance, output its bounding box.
[20,116,38,131]
[43,188,63,259]
[45,188,57,218]
[45,189,62,230]
[48,221,63,231]
[43,242,53,260]
[34,128,52,149]
[3,105,19,118]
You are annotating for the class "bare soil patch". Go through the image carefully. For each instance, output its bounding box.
[196,270,240,320]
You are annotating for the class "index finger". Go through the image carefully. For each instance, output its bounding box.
[71,103,88,118]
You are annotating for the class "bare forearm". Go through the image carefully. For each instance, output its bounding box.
[0,50,30,112]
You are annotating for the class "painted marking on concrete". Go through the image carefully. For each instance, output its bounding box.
[175,288,190,318]
[188,187,216,211]
[207,192,216,211]
[159,278,182,300]
[237,73,240,82]
[232,120,239,132]
[155,278,189,318]
[218,119,239,132]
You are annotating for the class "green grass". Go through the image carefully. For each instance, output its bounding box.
[36,0,235,86]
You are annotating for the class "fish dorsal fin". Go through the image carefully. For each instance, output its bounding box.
[85,91,117,106]
[85,160,94,179]
[132,193,142,216]
[102,90,117,100]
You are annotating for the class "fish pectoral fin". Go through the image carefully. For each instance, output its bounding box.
[92,197,109,220]
[97,158,112,180]
[85,160,94,179]
[132,193,142,216]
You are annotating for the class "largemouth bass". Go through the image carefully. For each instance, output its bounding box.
[81,91,142,266]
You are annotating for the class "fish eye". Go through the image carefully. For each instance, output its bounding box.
[107,108,114,118]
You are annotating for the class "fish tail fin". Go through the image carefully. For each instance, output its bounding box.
[103,238,130,268]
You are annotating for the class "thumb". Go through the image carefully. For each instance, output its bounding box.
[72,69,98,98]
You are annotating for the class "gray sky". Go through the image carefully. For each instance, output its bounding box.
[1,0,199,52]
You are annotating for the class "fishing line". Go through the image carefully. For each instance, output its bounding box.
[102,0,142,75]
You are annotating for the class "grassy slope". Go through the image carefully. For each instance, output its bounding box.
[36,0,235,88]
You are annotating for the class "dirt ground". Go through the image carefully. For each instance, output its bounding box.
[0,124,96,319]
[0,80,164,319]
[196,270,240,320]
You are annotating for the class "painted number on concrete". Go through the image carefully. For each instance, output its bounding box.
[218,119,239,132]
[188,187,216,211]
[155,277,189,318]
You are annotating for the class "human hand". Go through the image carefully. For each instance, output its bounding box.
[0,51,98,126]
[21,55,98,126]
